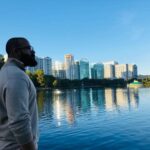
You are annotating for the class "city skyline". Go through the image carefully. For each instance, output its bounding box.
[2,53,137,67]
[25,53,137,80]
[0,0,150,74]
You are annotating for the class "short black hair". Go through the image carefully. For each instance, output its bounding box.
[6,37,28,54]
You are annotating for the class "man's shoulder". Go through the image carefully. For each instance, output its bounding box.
[1,64,29,81]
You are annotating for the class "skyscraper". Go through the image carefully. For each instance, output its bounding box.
[115,64,128,80]
[74,61,80,79]
[103,61,118,79]
[91,63,104,79]
[128,64,138,79]
[43,57,52,75]
[64,54,74,80]
[52,61,66,79]
[104,64,114,79]
[35,56,43,71]
[79,59,89,79]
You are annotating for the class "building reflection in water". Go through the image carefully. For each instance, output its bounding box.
[37,87,139,125]
[65,90,76,124]
[104,88,116,111]
[80,89,91,113]
[37,90,53,120]
[127,88,139,109]
[91,88,105,111]
[52,90,66,126]
[116,88,128,108]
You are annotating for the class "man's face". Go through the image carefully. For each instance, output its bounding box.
[18,40,37,67]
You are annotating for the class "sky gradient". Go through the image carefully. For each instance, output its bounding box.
[0,0,150,74]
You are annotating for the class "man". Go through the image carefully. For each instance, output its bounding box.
[0,37,38,150]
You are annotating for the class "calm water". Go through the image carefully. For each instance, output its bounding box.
[37,88,150,150]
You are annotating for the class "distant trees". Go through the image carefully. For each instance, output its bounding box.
[142,78,150,87]
[26,70,45,87]
[0,55,4,69]
[25,70,127,88]
[34,70,45,87]
[44,75,55,87]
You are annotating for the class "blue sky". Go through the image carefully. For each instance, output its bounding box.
[0,0,150,74]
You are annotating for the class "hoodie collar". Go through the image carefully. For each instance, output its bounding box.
[5,58,25,71]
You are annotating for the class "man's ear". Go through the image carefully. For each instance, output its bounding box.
[12,49,22,59]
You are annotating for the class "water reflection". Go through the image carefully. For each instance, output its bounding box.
[37,88,139,125]
[105,88,116,111]
[92,88,105,110]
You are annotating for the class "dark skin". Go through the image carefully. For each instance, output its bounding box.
[8,39,37,67]
[8,39,37,150]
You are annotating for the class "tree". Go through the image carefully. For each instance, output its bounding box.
[26,70,39,86]
[44,75,56,88]
[0,55,4,70]
[34,70,45,87]
[53,79,58,87]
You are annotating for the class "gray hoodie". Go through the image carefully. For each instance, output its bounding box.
[0,59,38,150]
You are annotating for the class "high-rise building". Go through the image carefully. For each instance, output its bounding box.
[79,59,89,79]
[91,63,104,79]
[115,64,128,80]
[52,61,66,79]
[64,54,74,80]
[103,61,118,79]
[74,61,80,79]
[35,56,43,71]
[128,64,138,79]
[104,64,114,79]
[43,57,52,75]
[132,65,138,78]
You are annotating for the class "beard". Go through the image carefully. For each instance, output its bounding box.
[20,53,37,67]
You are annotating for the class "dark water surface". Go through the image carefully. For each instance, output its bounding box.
[37,88,150,150]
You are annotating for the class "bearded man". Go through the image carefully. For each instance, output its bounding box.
[0,37,38,150]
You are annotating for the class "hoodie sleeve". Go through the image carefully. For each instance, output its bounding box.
[5,78,33,145]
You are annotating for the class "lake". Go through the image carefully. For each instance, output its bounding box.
[37,88,150,150]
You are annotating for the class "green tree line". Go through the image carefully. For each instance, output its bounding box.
[142,78,150,87]
[26,70,127,88]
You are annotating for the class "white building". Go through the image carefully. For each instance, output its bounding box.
[43,57,52,75]
[35,56,43,71]
[128,64,138,79]
[104,64,114,79]
[52,61,66,79]
[64,54,74,80]
[103,61,118,79]
[115,64,128,80]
